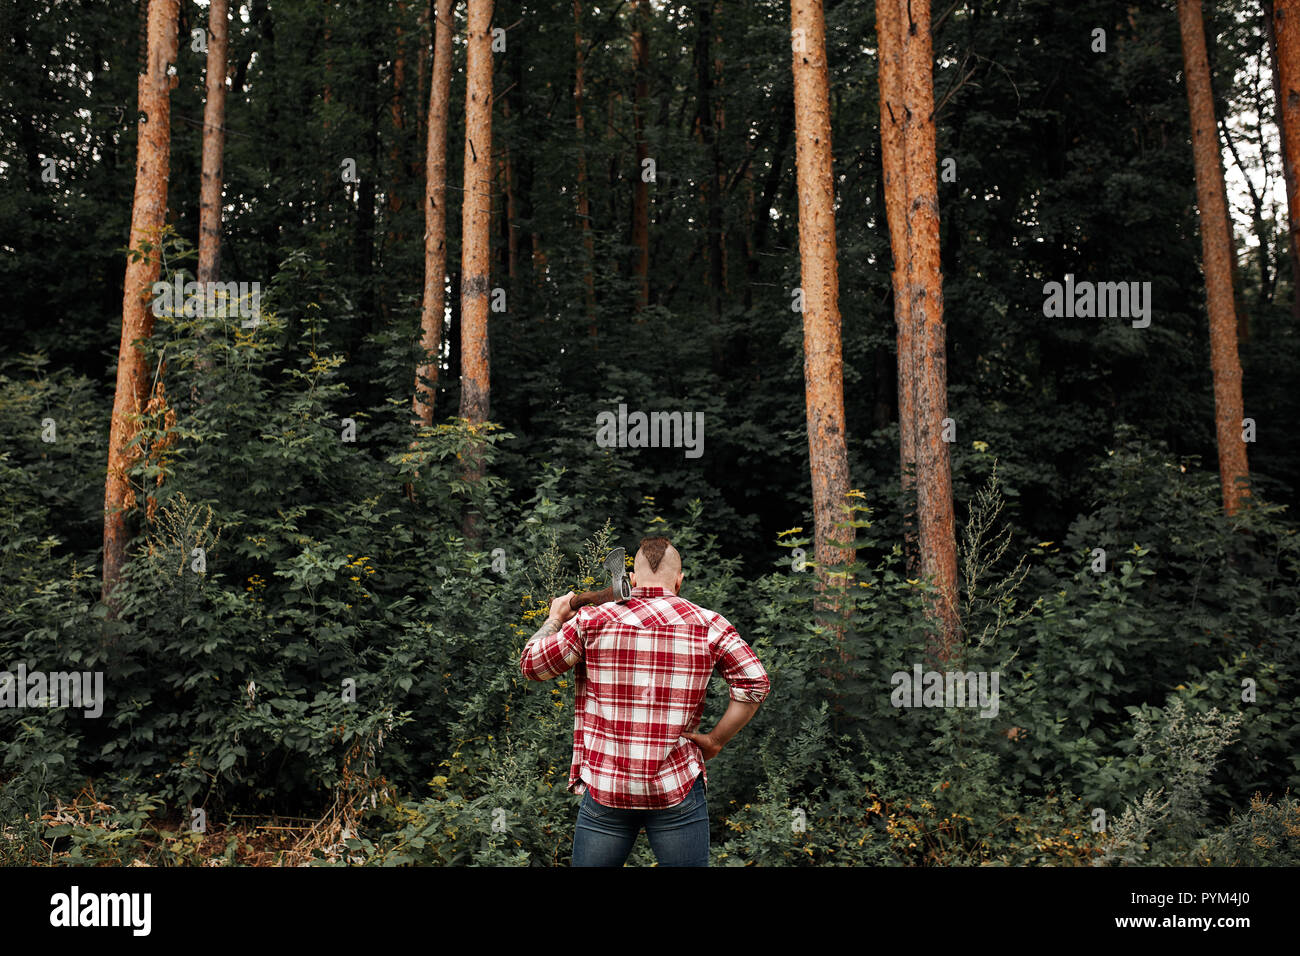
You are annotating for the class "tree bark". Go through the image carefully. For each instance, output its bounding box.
[502,99,518,282]
[879,0,960,654]
[904,0,959,656]
[876,0,914,493]
[575,0,598,331]
[790,0,852,586]
[417,0,431,154]
[1269,0,1300,320]
[103,0,179,608]
[412,0,455,429]
[390,0,408,226]
[631,0,650,312]
[198,0,227,286]
[385,0,412,330]
[195,0,228,389]
[459,0,493,428]
[355,41,380,339]
[1178,0,1251,516]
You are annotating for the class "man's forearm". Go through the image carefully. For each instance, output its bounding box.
[706,698,760,749]
[529,617,561,643]
[519,615,573,682]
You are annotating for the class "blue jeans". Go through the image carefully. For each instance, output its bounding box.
[571,774,709,867]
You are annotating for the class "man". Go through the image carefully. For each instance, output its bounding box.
[520,536,770,866]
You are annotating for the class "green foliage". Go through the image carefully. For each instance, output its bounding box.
[1199,792,1300,866]
[2,293,1297,865]
[1096,699,1243,865]
[3,0,1300,865]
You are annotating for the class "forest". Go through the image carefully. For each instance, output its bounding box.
[1,0,1298,869]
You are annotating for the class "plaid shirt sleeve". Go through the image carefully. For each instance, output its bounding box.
[520,611,586,681]
[709,615,770,703]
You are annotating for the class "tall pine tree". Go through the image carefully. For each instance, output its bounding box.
[790,0,852,586]
[103,0,179,608]
[1178,0,1251,515]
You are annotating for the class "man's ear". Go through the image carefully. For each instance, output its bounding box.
[674,572,683,594]
[629,572,638,589]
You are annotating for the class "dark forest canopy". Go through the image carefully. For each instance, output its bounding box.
[4,0,1297,552]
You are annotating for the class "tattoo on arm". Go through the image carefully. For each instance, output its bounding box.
[529,618,560,642]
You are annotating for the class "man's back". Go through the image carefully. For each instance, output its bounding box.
[522,584,770,809]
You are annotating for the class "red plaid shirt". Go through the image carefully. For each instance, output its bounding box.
[520,585,770,809]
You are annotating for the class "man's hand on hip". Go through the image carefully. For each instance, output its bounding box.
[683,699,761,762]
[682,731,722,761]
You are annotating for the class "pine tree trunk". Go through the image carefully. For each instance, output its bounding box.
[790,0,852,586]
[385,0,410,332]
[198,0,227,286]
[356,41,380,339]
[103,0,179,609]
[575,0,597,331]
[195,0,227,387]
[880,0,960,654]
[876,0,916,572]
[903,0,959,656]
[412,0,454,429]
[1269,0,1300,320]
[502,99,517,281]
[1178,0,1251,516]
[458,0,492,538]
[459,0,493,429]
[417,0,431,154]
[505,8,534,309]
[390,0,407,226]
[632,0,650,312]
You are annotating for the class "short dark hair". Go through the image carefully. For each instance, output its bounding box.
[637,536,672,573]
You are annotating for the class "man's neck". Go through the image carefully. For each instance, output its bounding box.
[633,583,676,595]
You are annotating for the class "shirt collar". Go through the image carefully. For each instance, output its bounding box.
[631,585,674,598]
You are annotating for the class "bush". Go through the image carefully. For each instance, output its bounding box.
[3,267,1297,865]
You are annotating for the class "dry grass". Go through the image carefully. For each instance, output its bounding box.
[23,737,398,867]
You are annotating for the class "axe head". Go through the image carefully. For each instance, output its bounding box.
[568,546,633,611]
[605,547,632,601]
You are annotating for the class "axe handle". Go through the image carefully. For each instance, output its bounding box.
[570,586,614,610]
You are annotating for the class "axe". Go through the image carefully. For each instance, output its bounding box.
[568,547,633,610]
